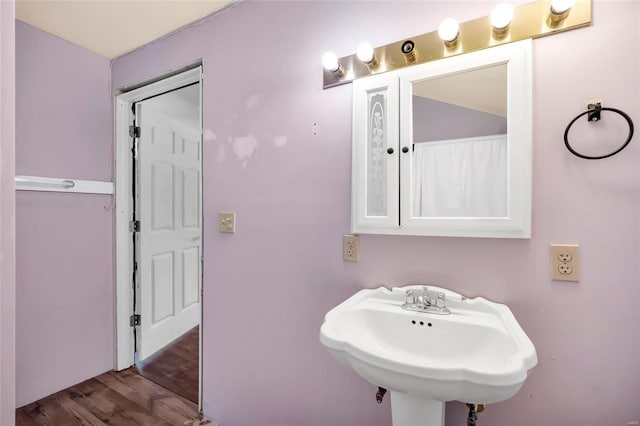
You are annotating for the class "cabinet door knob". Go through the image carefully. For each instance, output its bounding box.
[387,147,394,154]
[402,146,409,153]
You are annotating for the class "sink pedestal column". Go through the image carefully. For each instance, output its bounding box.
[390,391,445,426]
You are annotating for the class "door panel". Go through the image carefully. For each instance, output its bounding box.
[182,137,200,160]
[182,169,199,228]
[151,252,174,323]
[137,100,201,361]
[151,163,174,230]
[182,247,200,308]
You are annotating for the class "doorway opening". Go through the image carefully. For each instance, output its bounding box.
[114,66,203,408]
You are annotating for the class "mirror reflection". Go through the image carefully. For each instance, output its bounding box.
[411,63,508,218]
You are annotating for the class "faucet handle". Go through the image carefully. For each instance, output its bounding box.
[405,289,416,305]
[422,287,446,308]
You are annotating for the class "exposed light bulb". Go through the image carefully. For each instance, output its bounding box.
[491,3,514,30]
[356,43,375,64]
[401,40,417,62]
[551,0,575,14]
[438,18,459,45]
[322,51,340,73]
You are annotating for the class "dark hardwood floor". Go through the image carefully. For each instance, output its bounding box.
[16,367,212,425]
[136,325,199,403]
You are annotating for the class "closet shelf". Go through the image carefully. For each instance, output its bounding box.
[15,175,113,194]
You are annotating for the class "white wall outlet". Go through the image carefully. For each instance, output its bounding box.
[219,212,235,233]
[550,244,580,282]
[343,235,360,262]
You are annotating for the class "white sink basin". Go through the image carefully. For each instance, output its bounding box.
[320,285,537,426]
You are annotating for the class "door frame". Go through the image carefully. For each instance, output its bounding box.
[114,66,203,405]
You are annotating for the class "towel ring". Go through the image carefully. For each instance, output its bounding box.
[564,106,634,160]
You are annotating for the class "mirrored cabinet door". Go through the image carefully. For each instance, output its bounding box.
[399,40,532,238]
[403,64,508,219]
[352,73,399,233]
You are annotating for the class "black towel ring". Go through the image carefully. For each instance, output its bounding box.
[564,106,634,160]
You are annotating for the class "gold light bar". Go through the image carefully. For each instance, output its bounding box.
[323,0,591,89]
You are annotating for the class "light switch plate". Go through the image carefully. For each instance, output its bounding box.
[219,212,235,233]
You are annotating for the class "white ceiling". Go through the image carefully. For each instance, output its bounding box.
[413,64,508,117]
[16,0,235,59]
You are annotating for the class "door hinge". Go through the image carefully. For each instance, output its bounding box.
[132,138,139,159]
[129,125,141,138]
[129,220,140,232]
[129,314,141,327]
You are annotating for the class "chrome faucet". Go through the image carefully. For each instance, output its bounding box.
[401,286,450,315]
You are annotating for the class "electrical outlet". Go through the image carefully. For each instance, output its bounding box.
[557,251,572,263]
[343,235,360,262]
[550,244,580,282]
[219,212,235,233]
[558,264,573,275]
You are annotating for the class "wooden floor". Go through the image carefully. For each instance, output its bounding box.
[16,368,210,426]
[136,325,199,403]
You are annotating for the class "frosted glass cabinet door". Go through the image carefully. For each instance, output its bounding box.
[352,73,399,233]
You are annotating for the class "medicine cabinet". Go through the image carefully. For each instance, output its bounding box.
[351,39,532,238]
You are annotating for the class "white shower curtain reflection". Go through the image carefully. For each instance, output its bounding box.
[413,134,507,217]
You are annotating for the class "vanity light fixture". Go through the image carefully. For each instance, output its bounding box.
[322,0,591,89]
[356,42,378,67]
[549,0,576,22]
[438,18,460,48]
[322,51,343,75]
[491,3,515,37]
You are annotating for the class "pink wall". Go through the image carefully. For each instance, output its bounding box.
[111,1,639,425]
[15,22,112,181]
[15,22,113,406]
[0,1,16,424]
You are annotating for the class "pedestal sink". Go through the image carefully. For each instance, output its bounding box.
[319,286,537,426]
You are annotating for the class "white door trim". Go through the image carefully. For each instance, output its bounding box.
[114,66,202,385]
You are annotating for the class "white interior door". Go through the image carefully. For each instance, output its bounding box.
[136,98,201,361]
